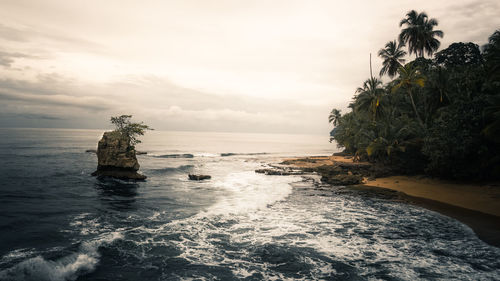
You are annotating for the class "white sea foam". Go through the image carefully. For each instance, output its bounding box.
[0,248,37,264]
[203,171,298,215]
[131,177,500,280]
[0,232,122,281]
[69,213,102,235]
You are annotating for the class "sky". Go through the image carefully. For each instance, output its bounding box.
[0,0,499,134]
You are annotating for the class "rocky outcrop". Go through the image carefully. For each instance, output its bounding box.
[188,174,211,180]
[255,168,305,176]
[91,131,146,180]
[320,174,363,185]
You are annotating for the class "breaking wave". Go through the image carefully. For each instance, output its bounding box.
[0,232,123,281]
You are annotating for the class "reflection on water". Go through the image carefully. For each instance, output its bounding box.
[94,178,139,211]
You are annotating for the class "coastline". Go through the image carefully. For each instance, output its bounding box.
[280,155,500,247]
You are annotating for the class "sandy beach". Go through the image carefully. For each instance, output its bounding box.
[283,155,500,247]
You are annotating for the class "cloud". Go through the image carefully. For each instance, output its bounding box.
[0,23,29,42]
[148,105,290,125]
[432,0,500,45]
[0,50,33,67]
[0,91,112,111]
[0,112,63,120]
[0,72,328,133]
[0,73,78,96]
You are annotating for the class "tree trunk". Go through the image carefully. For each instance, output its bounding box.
[408,89,424,126]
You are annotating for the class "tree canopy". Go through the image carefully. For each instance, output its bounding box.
[328,14,499,180]
[434,42,482,68]
[399,10,443,58]
[110,115,153,147]
[378,40,406,78]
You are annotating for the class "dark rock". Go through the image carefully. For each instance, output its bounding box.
[255,168,305,176]
[281,158,318,165]
[91,168,146,180]
[92,131,146,180]
[155,154,194,158]
[85,149,97,153]
[321,174,363,186]
[255,168,291,175]
[337,162,372,174]
[188,174,211,180]
[314,165,344,176]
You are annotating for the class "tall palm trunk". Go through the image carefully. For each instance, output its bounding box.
[408,88,424,126]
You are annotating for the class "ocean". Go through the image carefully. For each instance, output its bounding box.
[0,128,499,280]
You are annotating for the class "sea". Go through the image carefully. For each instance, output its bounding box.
[0,128,499,281]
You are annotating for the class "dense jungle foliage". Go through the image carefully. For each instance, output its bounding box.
[329,10,500,180]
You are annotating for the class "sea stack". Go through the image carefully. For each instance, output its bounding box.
[91,131,146,180]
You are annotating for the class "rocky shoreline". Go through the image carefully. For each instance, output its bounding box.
[256,155,500,247]
[255,156,393,186]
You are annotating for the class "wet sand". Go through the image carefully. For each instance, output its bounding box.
[283,155,500,247]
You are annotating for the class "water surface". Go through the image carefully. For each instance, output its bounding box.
[0,128,499,280]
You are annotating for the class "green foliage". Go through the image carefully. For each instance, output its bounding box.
[392,64,426,126]
[329,20,499,179]
[483,30,500,81]
[378,40,406,78]
[422,96,492,179]
[355,77,386,121]
[328,108,342,126]
[110,115,153,147]
[435,42,482,68]
[399,10,443,58]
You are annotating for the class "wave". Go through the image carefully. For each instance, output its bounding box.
[204,171,298,215]
[220,152,268,157]
[148,165,194,174]
[0,232,122,281]
[152,154,194,158]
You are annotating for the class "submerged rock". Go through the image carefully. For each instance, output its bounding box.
[91,131,146,180]
[85,149,97,153]
[188,174,211,181]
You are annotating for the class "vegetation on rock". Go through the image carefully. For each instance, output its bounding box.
[110,115,153,147]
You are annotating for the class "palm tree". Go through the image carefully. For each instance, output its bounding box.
[399,10,444,58]
[427,67,450,104]
[366,115,419,159]
[483,30,500,81]
[392,64,426,126]
[354,77,385,121]
[378,40,407,78]
[328,108,342,126]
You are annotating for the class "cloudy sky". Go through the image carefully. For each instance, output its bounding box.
[0,0,499,134]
